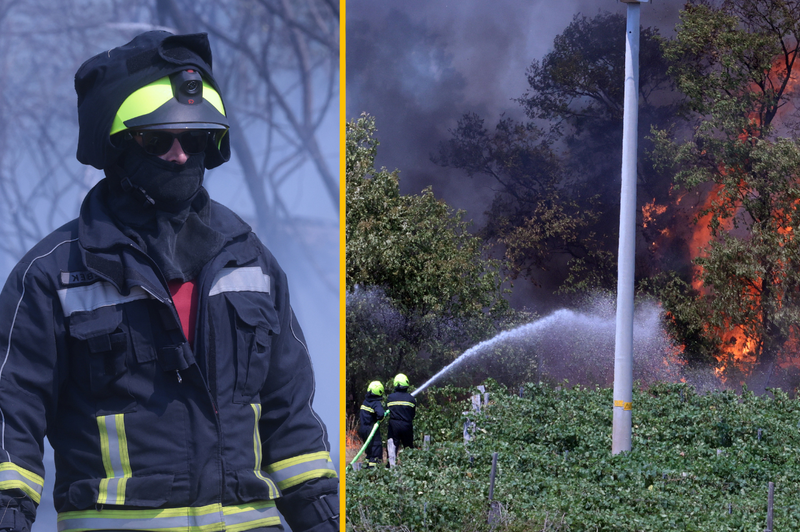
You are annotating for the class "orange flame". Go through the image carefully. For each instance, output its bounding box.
[642,198,667,228]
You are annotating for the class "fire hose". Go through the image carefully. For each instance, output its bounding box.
[349,411,389,467]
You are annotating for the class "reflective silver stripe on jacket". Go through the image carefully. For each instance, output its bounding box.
[56,283,151,316]
[97,414,132,505]
[57,500,280,532]
[266,451,337,491]
[209,267,270,296]
[0,463,44,504]
[360,405,374,413]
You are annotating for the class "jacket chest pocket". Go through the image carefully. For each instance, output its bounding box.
[225,293,281,404]
[67,306,135,411]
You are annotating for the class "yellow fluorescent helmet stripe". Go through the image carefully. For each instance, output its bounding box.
[110,77,173,135]
[109,77,227,136]
[202,80,226,116]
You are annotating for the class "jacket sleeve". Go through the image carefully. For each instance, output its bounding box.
[0,258,65,531]
[258,266,338,532]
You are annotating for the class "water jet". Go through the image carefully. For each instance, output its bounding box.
[413,300,682,397]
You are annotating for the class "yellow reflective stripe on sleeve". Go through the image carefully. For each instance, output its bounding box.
[97,414,132,505]
[388,401,415,408]
[0,463,44,504]
[57,501,279,532]
[360,405,375,413]
[266,451,337,491]
[250,404,279,499]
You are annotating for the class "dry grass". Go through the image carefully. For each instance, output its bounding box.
[345,415,362,465]
[346,415,393,466]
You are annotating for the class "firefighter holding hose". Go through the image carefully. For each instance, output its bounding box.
[358,381,387,468]
[387,373,417,464]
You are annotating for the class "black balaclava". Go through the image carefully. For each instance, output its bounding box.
[105,140,226,282]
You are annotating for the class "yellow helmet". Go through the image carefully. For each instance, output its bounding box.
[367,381,384,396]
[109,70,228,135]
[393,374,409,388]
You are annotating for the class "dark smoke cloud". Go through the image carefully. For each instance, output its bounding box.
[347,0,685,310]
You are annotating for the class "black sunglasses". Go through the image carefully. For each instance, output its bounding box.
[133,130,212,156]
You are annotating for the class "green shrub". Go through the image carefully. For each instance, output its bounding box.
[346,382,800,531]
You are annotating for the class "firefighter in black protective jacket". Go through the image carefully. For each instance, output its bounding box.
[387,374,416,457]
[0,31,337,532]
[358,382,386,467]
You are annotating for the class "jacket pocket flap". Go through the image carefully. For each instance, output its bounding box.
[68,474,174,509]
[227,293,281,336]
[234,469,279,502]
[68,307,123,340]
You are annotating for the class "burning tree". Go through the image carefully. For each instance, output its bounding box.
[436,12,674,293]
[653,0,800,387]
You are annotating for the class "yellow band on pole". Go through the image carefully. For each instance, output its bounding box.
[614,400,632,411]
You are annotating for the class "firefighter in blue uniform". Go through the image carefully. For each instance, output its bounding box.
[387,374,416,460]
[358,381,386,468]
[0,31,337,532]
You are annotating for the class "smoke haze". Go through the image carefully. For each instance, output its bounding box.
[347,0,686,309]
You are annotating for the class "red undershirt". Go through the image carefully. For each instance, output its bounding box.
[168,279,199,349]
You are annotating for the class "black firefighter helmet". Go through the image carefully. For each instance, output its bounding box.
[75,30,231,170]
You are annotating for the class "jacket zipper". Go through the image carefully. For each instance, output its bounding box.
[123,243,227,513]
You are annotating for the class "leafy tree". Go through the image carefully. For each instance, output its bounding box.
[436,12,674,293]
[437,113,614,291]
[522,12,675,241]
[522,12,672,151]
[653,0,800,382]
[347,114,506,317]
[346,114,511,412]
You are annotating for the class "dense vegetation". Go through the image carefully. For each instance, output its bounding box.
[346,382,800,531]
[346,114,520,413]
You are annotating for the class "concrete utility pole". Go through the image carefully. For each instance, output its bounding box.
[612,0,647,455]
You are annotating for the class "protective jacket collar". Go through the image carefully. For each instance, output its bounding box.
[77,179,255,291]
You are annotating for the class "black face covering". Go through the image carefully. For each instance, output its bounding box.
[104,142,226,282]
[117,141,206,211]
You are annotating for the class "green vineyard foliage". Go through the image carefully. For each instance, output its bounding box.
[346,381,800,531]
